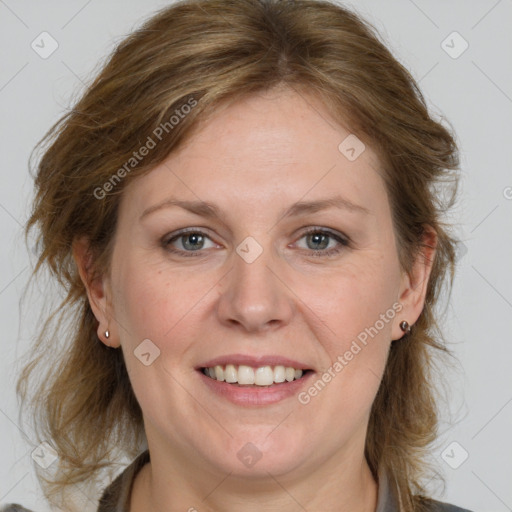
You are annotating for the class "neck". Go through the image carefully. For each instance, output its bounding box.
[130,443,378,512]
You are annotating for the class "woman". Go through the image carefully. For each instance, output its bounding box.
[3,0,472,510]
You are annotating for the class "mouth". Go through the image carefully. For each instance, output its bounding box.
[196,356,315,406]
[201,364,312,386]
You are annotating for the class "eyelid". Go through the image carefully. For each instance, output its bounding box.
[162,225,351,258]
[162,227,220,253]
[297,226,349,243]
[292,226,350,257]
[162,226,215,243]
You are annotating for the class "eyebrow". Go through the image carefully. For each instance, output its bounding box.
[139,195,371,222]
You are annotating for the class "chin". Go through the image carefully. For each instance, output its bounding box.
[201,431,314,479]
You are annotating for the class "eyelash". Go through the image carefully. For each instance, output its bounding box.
[161,227,350,258]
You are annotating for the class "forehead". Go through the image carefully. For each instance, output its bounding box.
[120,88,387,220]
[173,87,381,168]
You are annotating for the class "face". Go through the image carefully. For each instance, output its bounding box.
[89,87,428,483]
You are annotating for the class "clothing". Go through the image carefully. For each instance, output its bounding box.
[1,450,474,511]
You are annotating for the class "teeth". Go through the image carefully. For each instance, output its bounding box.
[238,365,255,385]
[214,365,225,381]
[255,366,274,386]
[273,365,286,383]
[224,364,237,383]
[202,364,306,386]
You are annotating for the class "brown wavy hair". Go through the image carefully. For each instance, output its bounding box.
[18,0,460,509]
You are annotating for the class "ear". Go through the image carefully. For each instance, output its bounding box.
[72,237,120,348]
[392,225,437,341]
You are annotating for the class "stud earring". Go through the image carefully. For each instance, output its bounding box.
[105,330,110,339]
[399,320,411,334]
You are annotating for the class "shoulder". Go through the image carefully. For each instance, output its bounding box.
[421,497,475,512]
[98,449,150,511]
[380,466,474,512]
[0,506,35,512]
[2,450,150,512]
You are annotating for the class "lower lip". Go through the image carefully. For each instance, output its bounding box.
[198,370,314,406]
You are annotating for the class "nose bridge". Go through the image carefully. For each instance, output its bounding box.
[216,234,293,332]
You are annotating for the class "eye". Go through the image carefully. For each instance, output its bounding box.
[162,229,217,257]
[294,227,349,257]
[162,227,350,258]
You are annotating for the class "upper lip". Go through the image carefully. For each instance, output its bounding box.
[198,354,312,370]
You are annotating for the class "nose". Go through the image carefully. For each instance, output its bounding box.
[216,240,294,333]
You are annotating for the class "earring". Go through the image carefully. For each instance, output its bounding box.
[399,320,411,334]
[105,330,110,339]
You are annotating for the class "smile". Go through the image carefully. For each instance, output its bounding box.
[202,364,308,386]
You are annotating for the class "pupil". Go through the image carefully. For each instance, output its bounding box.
[309,233,328,250]
[184,234,203,250]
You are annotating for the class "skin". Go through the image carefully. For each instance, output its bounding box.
[74,85,435,511]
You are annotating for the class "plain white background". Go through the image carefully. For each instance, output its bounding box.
[1,0,511,510]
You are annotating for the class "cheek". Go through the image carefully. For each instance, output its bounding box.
[293,255,399,416]
[111,263,166,341]
[110,256,206,416]
[110,252,216,361]
[298,256,400,352]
